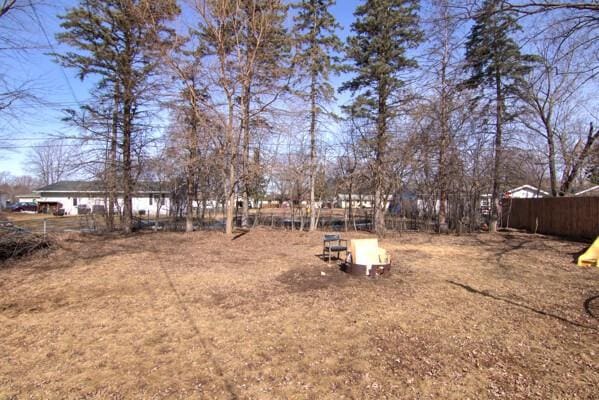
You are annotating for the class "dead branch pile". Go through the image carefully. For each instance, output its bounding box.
[0,229,53,262]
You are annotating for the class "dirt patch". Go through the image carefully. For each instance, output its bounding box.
[276,265,359,293]
[0,229,597,399]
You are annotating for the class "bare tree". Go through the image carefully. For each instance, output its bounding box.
[558,122,599,194]
[195,0,245,236]
[422,0,467,232]
[518,38,597,195]
[506,1,599,81]
[162,40,207,232]
[0,0,39,124]
[0,1,16,18]
[56,0,180,232]
[26,139,74,185]
[236,0,290,229]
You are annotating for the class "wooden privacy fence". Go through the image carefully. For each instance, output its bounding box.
[502,197,599,239]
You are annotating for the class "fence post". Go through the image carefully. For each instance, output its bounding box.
[43,219,47,238]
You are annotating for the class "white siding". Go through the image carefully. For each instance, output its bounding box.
[510,188,542,198]
[38,193,170,216]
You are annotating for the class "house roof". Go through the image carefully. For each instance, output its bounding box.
[506,184,549,196]
[575,185,599,196]
[35,180,170,194]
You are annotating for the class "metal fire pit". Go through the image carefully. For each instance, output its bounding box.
[343,253,391,278]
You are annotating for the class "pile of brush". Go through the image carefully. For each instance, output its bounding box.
[0,227,52,262]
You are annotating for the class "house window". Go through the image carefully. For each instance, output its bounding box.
[73,198,78,206]
[160,194,165,206]
[149,194,153,206]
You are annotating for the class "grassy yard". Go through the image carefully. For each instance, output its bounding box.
[0,229,597,399]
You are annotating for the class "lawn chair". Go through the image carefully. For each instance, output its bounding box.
[345,238,391,277]
[322,234,348,263]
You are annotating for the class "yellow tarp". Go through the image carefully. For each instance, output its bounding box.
[578,237,599,267]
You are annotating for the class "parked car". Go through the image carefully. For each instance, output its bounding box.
[10,202,37,213]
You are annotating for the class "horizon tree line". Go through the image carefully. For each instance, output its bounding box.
[2,0,596,235]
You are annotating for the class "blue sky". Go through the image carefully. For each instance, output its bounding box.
[0,0,372,176]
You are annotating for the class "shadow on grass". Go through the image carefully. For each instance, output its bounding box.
[232,229,250,241]
[158,257,239,400]
[570,247,589,265]
[447,280,597,331]
[314,253,346,264]
[277,263,358,293]
[473,234,536,270]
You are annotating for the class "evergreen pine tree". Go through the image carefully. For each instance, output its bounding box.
[293,0,343,231]
[463,0,537,231]
[56,0,179,232]
[340,0,423,236]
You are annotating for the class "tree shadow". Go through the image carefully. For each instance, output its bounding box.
[232,229,250,241]
[584,294,599,319]
[569,247,589,265]
[447,280,597,331]
[158,258,239,399]
[472,235,532,269]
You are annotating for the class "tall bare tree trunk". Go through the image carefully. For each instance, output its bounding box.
[107,82,119,231]
[490,72,503,232]
[185,90,198,233]
[543,111,558,196]
[547,132,558,196]
[225,102,235,236]
[374,80,388,236]
[438,59,449,233]
[348,183,354,231]
[241,81,251,228]
[309,67,317,231]
[122,86,133,234]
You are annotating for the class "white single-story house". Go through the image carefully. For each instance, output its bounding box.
[256,199,281,208]
[481,185,548,210]
[480,185,548,214]
[34,180,171,216]
[191,199,219,209]
[504,184,549,198]
[575,185,599,197]
[336,194,393,210]
[16,193,41,203]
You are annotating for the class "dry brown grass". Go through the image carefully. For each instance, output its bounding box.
[1,228,598,399]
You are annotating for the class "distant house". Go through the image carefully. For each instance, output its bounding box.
[256,199,280,208]
[479,185,547,215]
[15,193,41,203]
[0,192,9,208]
[504,184,549,198]
[575,185,599,197]
[336,194,374,209]
[34,180,171,216]
[336,194,393,210]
